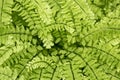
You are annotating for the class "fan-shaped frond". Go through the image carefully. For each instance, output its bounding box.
[0,0,120,80]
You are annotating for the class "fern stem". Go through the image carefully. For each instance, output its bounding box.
[39,69,43,80]
[63,48,98,80]
[73,52,99,80]
[0,32,32,37]
[69,61,75,80]
[0,0,4,23]
[84,45,120,61]
[73,0,87,15]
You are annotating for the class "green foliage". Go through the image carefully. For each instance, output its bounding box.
[0,0,120,80]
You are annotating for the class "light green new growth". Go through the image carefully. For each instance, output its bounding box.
[0,0,120,80]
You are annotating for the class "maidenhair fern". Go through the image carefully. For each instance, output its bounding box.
[0,0,120,80]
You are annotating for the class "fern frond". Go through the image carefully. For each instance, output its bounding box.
[0,0,120,80]
[0,66,17,80]
[33,0,53,24]
[1,0,13,25]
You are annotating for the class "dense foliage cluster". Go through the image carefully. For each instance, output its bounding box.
[0,0,120,80]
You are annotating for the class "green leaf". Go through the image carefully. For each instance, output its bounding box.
[0,0,120,80]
